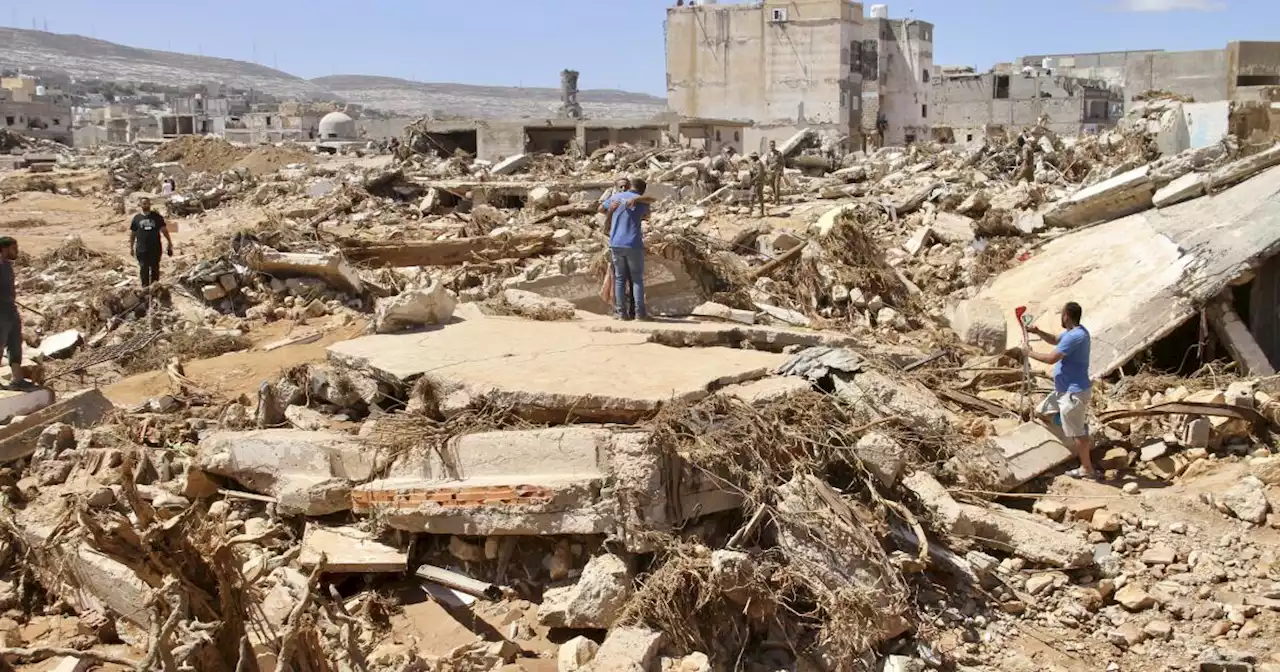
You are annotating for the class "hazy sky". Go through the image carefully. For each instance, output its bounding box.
[4,0,1273,95]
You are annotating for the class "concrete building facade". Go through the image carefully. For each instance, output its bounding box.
[666,0,866,153]
[0,89,73,144]
[932,66,1120,144]
[860,11,934,147]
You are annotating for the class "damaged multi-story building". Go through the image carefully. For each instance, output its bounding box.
[930,65,1122,145]
[0,75,73,144]
[664,0,933,152]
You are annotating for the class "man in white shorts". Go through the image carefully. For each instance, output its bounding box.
[1026,302,1096,479]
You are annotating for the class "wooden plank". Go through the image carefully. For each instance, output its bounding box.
[1207,299,1276,376]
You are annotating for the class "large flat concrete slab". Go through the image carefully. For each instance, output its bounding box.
[0,389,114,464]
[586,316,857,351]
[327,310,788,422]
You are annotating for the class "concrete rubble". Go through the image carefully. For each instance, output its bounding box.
[0,97,1278,672]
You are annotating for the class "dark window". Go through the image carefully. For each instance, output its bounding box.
[922,69,930,83]
[966,134,974,142]
[3,117,11,126]
[52,118,60,126]
[734,131,740,142]
[715,130,721,142]
[994,75,1011,100]
[905,134,917,144]
[921,104,928,118]
[1238,75,1280,87]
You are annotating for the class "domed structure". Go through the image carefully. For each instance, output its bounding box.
[318,111,356,140]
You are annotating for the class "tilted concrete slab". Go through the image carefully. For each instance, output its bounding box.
[354,427,739,540]
[973,164,1280,378]
[327,311,787,422]
[0,389,114,464]
[506,253,701,317]
[988,422,1074,489]
[14,520,152,626]
[299,524,407,573]
[1042,165,1154,229]
[0,387,54,423]
[193,430,374,515]
[588,316,857,351]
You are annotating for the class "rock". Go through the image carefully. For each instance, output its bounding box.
[853,432,905,488]
[1144,620,1173,640]
[589,627,665,672]
[1025,574,1056,596]
[1115,583,1156,611]
[283,404,326,431]
[1122,482,1140,495]
[949,298,1007,355]
[558,636,599,672]
[1099,447,1132,471]
[503,289,576,320]
[1033,499,1067,521]
[1141,545,1177,566]
[1109,622,1146,647]
[373,280,457,334]
[1183,417,1212,449]
[448,536,485,564]
[201,284,227,301]
[690,301,756,325]
[903,472,973,536]
[675,652,711,672]
[537,554,633,629]
[930,212,976,244]
[1140,441,1169,462]
[903,226,933,256]
[1251,456,1280,485]
[1222,476,1270,524]
[1091,509,1121,533]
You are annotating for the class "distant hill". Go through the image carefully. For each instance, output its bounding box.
[0,28,669,118]
[0,27,333,99]
[312,74,669,119]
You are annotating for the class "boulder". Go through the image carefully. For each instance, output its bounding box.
[1114,583,1155,611]
[589,627,665,672]
[503,289,576,320]
[1221,476,1270,524]
[854,432,906,488]
[558,636,599,672]
[373,280,457,334]
[930,212,977,244]
[538,553,633,629]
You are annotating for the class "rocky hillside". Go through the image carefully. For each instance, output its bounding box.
[312,74,668,119]
[0,27,332,99]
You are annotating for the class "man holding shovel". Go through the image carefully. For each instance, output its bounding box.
[1018,302,1096,479]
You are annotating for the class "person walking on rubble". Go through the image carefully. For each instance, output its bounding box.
[0,238,33,391]
[747,152,767,217]
[765,140,785,205]
[603,178,653,320]
[129,197,173,289]
[1020,302,1096,480]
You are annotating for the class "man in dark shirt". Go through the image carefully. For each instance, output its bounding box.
[129,197,173,287]
[0,237,32,389]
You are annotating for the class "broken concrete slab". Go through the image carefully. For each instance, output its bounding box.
[373,280,457,334]
[0,387,54,424]
[328,309,787,422]
[247,249,362,295]
[537,553,633,629]
[1042,165,1155,229]
[507,251,699,317]
[193,430,373,516]
[491,153,532,176]
[298,524,407,573]
[13,519,151,626]
[0,389,114,464]
[987,422,1074,489]
[854,432,906,488]
[1209,144,1280,192]
[832,370,953,435]
[595,318,856,351]
[355,427,737,539]
[929,211,977,244]
[502,288,576,320]
[1153,172,1207,208]
[902,471,974,537]
[1207,299,1276,376]
[961,502,1093,568]
[718,376,811,405]
[589,627,665,672]
[948,298,1007,355]
[778,128,815,157]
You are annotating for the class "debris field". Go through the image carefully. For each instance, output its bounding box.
[0,98,1278,672]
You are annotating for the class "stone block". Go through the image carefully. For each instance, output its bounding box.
[962,502,1093,568]
[948,298,1008,355]
[0,389,113,464]
[299,524,407,573]
[538,553,633,629]
[374,280,457,334]
[589,627,665,672]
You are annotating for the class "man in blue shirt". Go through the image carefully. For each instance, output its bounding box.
[1026,301,1096,479]
[603,178,652,320]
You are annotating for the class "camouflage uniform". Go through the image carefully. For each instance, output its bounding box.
[748,159,767,217]
[765,148,785,204]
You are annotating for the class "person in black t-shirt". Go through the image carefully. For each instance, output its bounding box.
[129,197,173,287]
[0,237,32,390]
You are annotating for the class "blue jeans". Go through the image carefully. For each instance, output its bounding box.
[610,247,646,319]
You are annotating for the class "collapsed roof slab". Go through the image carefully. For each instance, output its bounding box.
[972,165,1280,378]
[326,309,789,422]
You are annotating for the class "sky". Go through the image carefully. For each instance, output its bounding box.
[3,0,1276,96]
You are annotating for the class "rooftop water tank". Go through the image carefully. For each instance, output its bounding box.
[1042,58,1055,70]
[870,4,889,19]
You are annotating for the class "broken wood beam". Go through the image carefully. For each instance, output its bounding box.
[1207,299,1276,376]
[415,564,502,601]
[530,203,598,225]
[344,230,554,268]
[750,241,806,279]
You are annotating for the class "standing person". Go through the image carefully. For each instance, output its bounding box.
[1024,302,1095,479]
[129,197,173,288]
[746,152,766,217]
[0,238,32,390]
[599,177,634,311]
[603,178,652,320]
[765,140,785,205]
